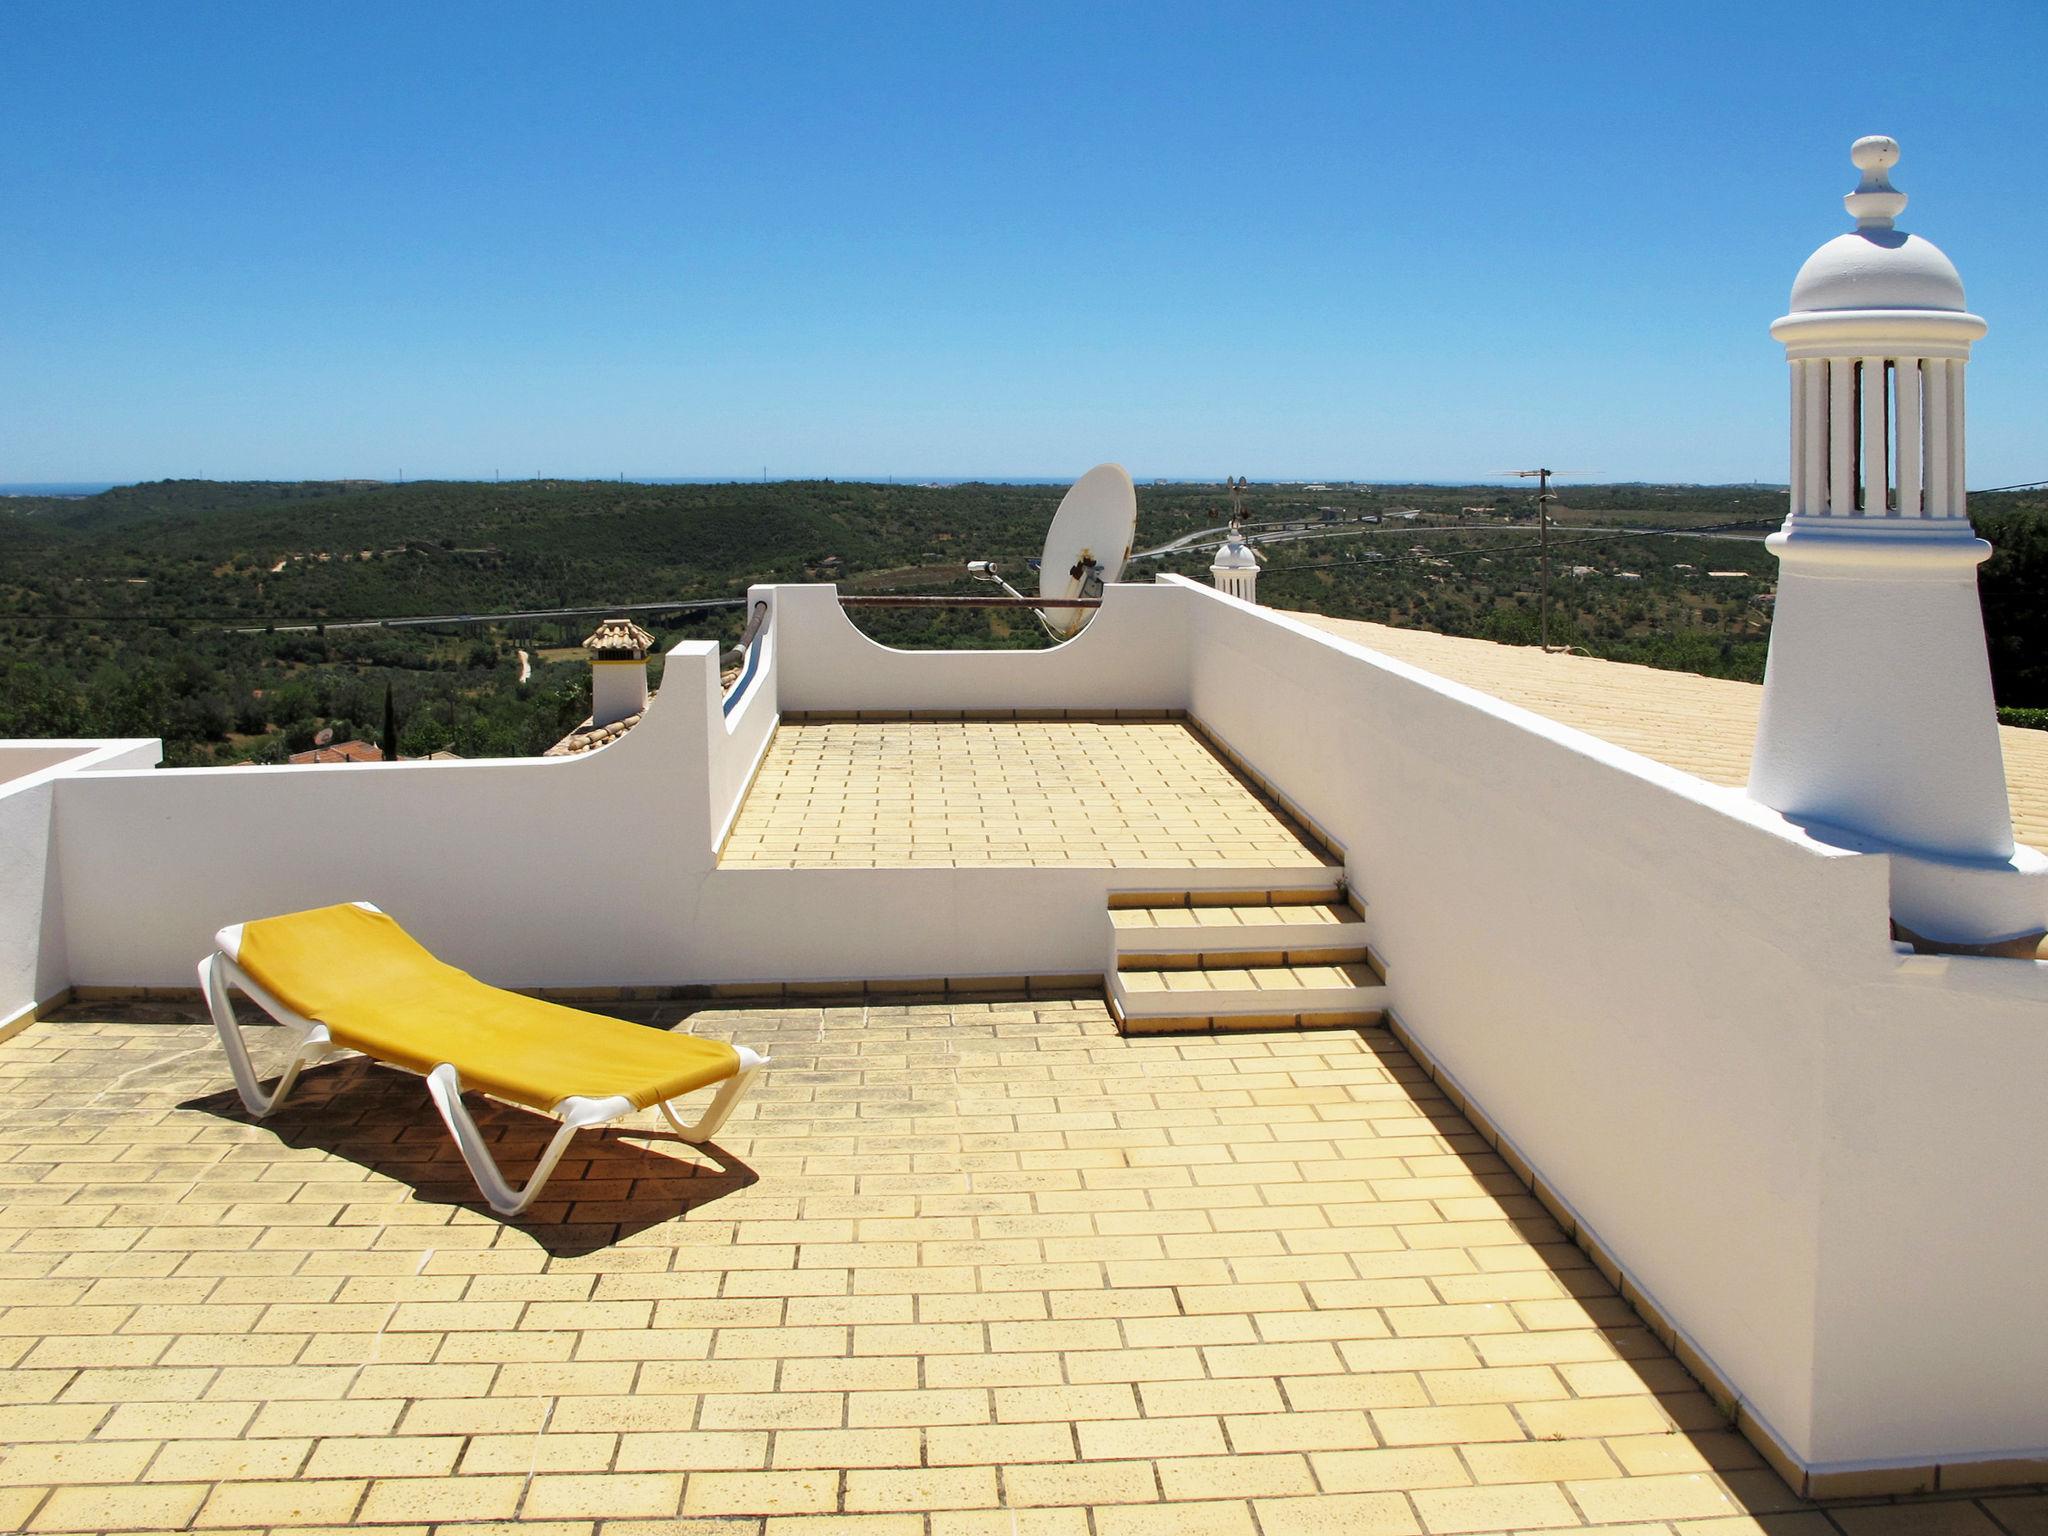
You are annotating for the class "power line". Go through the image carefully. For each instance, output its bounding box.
[0,598,747,628]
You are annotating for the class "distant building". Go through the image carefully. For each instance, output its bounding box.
[287,739,386,765]
[284,740,451,764]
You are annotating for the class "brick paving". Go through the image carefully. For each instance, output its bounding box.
[5,996,2044,1533]
[1295,613,2048,854]
[721,719,1335,869]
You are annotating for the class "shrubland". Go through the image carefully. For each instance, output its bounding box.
[2,477,2039,763]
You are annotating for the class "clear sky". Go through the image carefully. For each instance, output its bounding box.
[3,1,2042,487]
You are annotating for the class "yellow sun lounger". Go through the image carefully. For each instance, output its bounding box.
[199,902,770,1215]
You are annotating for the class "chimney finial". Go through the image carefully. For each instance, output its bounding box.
[1845,135,1906,230]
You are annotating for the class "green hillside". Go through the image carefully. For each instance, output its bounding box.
[2,477,2041,766]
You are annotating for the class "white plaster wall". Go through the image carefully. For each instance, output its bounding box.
[54,649,728,989]
[771,583,1190,714]
[675,866,1114,985]
[0,741,160,1026]
[708,587,781,851]
[1171,577,1845,1456]
[1166,574,2048,1470]
[1811,959,2048,1466]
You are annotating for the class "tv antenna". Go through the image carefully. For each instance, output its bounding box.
[1496,468,1592,651]
[969,463,1136,640]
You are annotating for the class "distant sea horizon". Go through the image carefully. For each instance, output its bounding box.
[1,476,1791,496]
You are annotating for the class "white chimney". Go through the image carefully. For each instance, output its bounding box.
[1749,136,2046,950]
[584,617,654,728]
[1211,520,1262,603]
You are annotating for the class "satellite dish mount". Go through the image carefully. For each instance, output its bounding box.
[969,464,1136,639]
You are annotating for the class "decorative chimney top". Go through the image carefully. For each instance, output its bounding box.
[1212,519,1260,571]
[1750,134,2044,952]
[1770,136,1985,528]
[583,617,654,659]
[1843,134,1907,229]
[1786,137,1968,315]
[1210,517,1262,603]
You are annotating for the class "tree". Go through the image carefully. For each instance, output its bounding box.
[1977,509,2048,708]
[0,665,85,737]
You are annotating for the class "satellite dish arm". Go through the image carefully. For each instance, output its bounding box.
[967,560,1029,601]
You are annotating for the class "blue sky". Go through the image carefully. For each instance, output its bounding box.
[3,1,2042,486]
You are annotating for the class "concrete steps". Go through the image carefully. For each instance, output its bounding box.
[1105,884,1389,1034]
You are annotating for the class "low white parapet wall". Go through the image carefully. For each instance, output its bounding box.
[46,636,770,992]
[1166,573,2048,1482]
[772,580,1191,714]
[2,576,2043,1479]
[0,739,161,1036]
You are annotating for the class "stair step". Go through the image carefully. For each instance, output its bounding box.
[1108,879,1343,911]
[1111,960,1387,1029]
[1103,879,1384,1036]
[1112,901,1368,961]
[1111,995,1386,1034]
[1119,946,1369,970]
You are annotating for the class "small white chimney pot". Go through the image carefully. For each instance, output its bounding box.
[584,617,654,728]
[1211,521,1262,604]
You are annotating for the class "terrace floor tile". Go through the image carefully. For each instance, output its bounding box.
[0,994,2038,1530]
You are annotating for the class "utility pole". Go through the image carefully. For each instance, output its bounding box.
[1498,467,1587,652]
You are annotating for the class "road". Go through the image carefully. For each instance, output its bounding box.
[1133,520,1777,562]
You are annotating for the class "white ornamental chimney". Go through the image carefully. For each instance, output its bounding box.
[1750,136,2046,950]
[1211,519,1262,602]
[583,617,654,728]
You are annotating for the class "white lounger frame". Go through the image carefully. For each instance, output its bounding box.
[198,903,768,1216]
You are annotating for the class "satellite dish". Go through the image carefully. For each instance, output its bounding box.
[314,727,334,747]
[1037,463,1136,637]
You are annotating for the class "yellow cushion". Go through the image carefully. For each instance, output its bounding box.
[234,904,739,1112]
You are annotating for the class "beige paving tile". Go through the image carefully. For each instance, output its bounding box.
[1828,1503,2009,1535]
[843,1467,999,1512]
[519,1472,683,1520]
[721,719,1333,868]
[191,1478,366,1529]
[1254,1491,1422,1535]
[3,998,2035,1535]
[1411,1479,1582,1532]
[28,1482,207,1533]
[681,1469,839,1516]
[1093,1500,1257,1536]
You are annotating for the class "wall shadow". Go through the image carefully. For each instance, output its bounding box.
[1344,1024,1825,1516]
